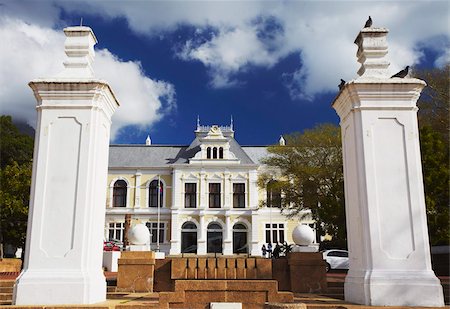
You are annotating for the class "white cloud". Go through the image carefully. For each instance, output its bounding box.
[178,24,280,88]
[67,1,447,99]
[0,16,176,140]
[1,1,449,102]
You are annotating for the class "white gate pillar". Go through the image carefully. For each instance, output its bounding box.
[13,26,119,305]
[332,27,444,307]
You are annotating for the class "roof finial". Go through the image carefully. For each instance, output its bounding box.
[197,115,200,130]
[279,135,286,146]
[145,135,151,146]
[230,115,233,130]
[80,17,83,27]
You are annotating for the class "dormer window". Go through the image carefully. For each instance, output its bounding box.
[213,147,218,159]
[207,147,211,159]
[219,147,223,159]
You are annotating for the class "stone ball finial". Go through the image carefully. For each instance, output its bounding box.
[127,223,150,245]
[292,224,315,246]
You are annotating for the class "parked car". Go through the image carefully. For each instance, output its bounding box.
[103,239,122,251]
[322,249,349,272]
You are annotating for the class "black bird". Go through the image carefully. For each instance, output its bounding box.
[338,79,346,90]
[364,16,372,28]
[391,66,410,78]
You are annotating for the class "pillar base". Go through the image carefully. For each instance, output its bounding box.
[13,269,106,305]
[344,269,445,306]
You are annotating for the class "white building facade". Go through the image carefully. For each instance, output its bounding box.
[105,123,314,256]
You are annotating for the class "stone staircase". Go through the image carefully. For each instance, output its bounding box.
[0,280,14,306]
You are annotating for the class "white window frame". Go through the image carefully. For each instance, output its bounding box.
[146,221,168,244]
[145,177,167,208]
[107,222,125,242]
[109,177,131,208]
[264,222,286,244]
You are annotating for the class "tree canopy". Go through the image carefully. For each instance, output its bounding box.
[0,116,34,169]
[0,116,34,252]
[414,65,449,246]
[258,124,346,243]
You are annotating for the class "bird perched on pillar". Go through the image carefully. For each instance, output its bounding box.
[338,79,346,90]
[364,16,372,28]
[391,66,410,78]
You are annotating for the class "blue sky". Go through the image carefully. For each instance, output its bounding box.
[0,1,448,145]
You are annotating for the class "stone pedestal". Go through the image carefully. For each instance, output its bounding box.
[287,252,327,293]
[332,27,444,307]
[13,26,119,305]
[117,251,155,292]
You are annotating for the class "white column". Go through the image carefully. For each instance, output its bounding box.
[332,27,444,307]
[198,213,206,254]
[248,170,258,209]
[134,171,142,208]
[14,26,119,305]
[199,171,207,209]
[223,171,231,209]
[223,214,233,255]
[172,169,182,209]
[250,212,260,256]
[169,212,181,255]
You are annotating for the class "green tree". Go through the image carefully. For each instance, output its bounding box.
[413,65,450,246]
[258,124,346,242]
[0,115,34,255]
[0,160,32,249]
[0,115,34,168]
[420,126,449,245]
[415,64,449,142]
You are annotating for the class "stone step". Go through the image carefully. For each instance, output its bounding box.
[326,281,344,288]
[0,280,15,287]
[0,286,13,293]
[115,303,161,309]
[0,300,12,306]
[107,286,117,292]
[0,292,13,301]
[326,287,343,293]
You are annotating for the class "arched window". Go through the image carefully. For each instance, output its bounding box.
[233,223,248,254]
[207,222,223,253]
[113,180,127,207]
[181,221,197,253]
[266,180,281,208]
[207,147,211,159]
[148,180,163,207]
[219,147,224,159]
[213,147,218,159]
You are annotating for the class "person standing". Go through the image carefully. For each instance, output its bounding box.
[267,243,273,259]
[261,244,267,258]
[273,243,281,259]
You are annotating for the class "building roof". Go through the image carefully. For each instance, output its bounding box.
[109,145,186,168]
[109,140,265,168]
[241,146,269,165]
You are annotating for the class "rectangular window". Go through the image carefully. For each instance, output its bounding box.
[185,183,197,208]
[209,183,221,208]
[146,222,166,244]
[264,223,285,244]
[108,222,124,242]
[233,183,245,208]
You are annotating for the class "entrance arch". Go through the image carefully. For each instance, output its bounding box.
[207,222,223,253]
[232,223,248,254]
[181,221,197,253]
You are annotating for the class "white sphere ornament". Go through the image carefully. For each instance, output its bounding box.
[292,224,315,246]
[127,224,150,245]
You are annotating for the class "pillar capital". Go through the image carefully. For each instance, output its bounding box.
[354,28,390,78]
[58,26,97,79]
